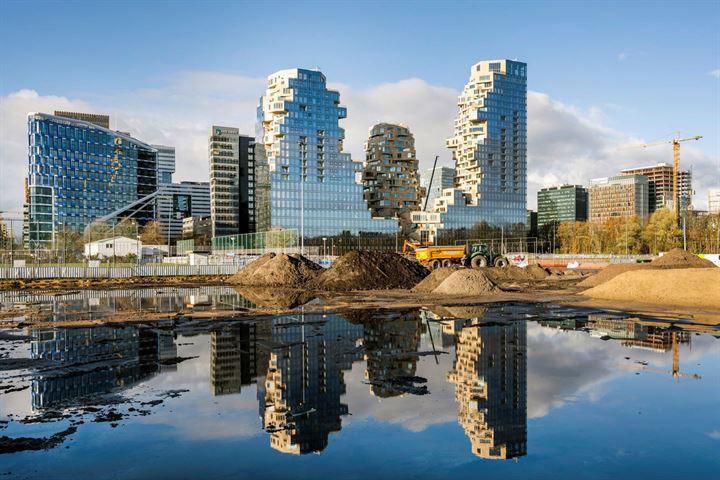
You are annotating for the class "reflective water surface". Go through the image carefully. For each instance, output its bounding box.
[0,287,718,479]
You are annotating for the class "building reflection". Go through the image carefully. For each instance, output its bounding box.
[30,325,176,409]
[258,313,363,454]
[211,323,257,395]
[360,310,422,398]
[447,319,527,460]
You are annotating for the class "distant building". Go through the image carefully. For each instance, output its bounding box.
[526,210,537,238]
[153,144,176,185]
[537,185,588,228]
[156,181,210,241]
[211,324,257,395]
[588,174,649,223]
[412,59,527,244]
[420,166,455,211]
[709,189,720,214]
[208,126,259,237]
[82,236,168,259]
[182,215,212,241]
[621,163,692,212]
[362,123,423,231]
[257,68,397,240]
[53,111,110,129]
[25,113,158,249]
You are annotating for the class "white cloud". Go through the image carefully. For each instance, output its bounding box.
[710,69,720,79]
[1,72,718,220]
[617,52,629,61]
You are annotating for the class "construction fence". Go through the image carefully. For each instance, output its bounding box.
[0,264,240,280]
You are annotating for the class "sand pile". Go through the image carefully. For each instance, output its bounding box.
[581,268,720,308]
[227,253,322,287]
[411,266,462,293]
[651,248,717,268]
[483,264,549,283]
[432,270,499,296]
[306,250,428,291]
[579,249,716,288]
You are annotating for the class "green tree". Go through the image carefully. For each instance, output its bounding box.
[643,208,681,253]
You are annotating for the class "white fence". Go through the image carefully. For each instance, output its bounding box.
[0,264,242,280]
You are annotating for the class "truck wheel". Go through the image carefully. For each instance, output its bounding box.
[430,259,441,270]
[494,257,509,268]
[470,255,487,269]
[441,259,453,268]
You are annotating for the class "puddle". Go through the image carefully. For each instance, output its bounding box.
[0,287,718,479]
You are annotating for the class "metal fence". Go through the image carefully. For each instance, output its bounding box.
[0,264,241,280]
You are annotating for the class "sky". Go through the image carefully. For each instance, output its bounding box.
[1,0,719,215]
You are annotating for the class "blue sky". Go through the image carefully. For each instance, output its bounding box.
[1,0,718,211]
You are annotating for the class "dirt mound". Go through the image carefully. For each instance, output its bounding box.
[411,266,462,293]
[306,250,428,291]
[578,263,649,288]
[581,268,720,308]
[227,253,322,287]
[651,248,717,268]
[234,287,316,310]
[483,264,549,283]
[432,270,499,296]
[429,305,488,319]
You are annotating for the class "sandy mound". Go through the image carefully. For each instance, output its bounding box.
[307,250,428,291]
[482,264,549,283]
[432,270,499,296]
[234,287,315,310]
[578,263,649,288]
[429,305,488,319]
[227,253,322,287]
[579,249,716,288]
[581,268,720,308]
[411,267,462,293]
[651,248,717,268]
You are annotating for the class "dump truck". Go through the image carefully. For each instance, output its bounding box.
[403,241,509,270]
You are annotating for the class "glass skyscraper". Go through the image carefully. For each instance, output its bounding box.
[412,60,527,244]
[25,113,158,249]
[257,68,397,241]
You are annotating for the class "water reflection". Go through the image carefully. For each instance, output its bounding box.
[258,314,362,454]
[447,319,527,460]
[2,293,716,473]
[30,325,177,409]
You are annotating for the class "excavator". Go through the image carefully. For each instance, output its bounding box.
[403,240,509,270]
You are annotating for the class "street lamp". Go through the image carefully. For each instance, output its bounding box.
[322,237,327,261]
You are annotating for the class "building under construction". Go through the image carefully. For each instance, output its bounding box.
[620,163,692,213]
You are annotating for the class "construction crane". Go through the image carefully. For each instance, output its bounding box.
[637,133,702,221]
[619,332,701,382]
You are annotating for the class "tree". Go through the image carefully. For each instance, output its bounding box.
[140,220,166,245]
[642,208,681,253]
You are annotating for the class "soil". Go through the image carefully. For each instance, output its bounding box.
[411,267,462,293]
[227,253,322,287]
[577,263,650,288]
[432,269,499,296]
[580,268,720,308]
[0,426,77,454]
[306,251,429,291]
[481,264,550,283]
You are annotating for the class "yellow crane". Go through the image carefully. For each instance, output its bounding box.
[637,133,702,220]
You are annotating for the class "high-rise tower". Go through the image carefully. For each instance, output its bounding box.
[412,60,527,244]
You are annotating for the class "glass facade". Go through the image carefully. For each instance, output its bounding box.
[537,185,588,228]
[413,60,527,244]
[257,69,398,241]
[25,113,158,249]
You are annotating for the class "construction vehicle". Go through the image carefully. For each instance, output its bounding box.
[403,240,509,270]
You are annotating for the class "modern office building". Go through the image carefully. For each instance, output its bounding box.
[447,319,527,460]
[156,181,211,241]
[54,111,110,129]
[362,123,423,230]
[412,59,527,244]
[257,68,398,240]
[420,166,455,211]
[588,174,649,223]
[211,324,257,396]
[707,188,720,214]
[621,163,692,213]
[25,112,158,249]
[208,126,258,237]
[526,210,538,238]
[153,144,176,185]
[537,185,588,228]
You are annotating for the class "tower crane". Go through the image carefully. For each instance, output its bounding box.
[636,133,702,221]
